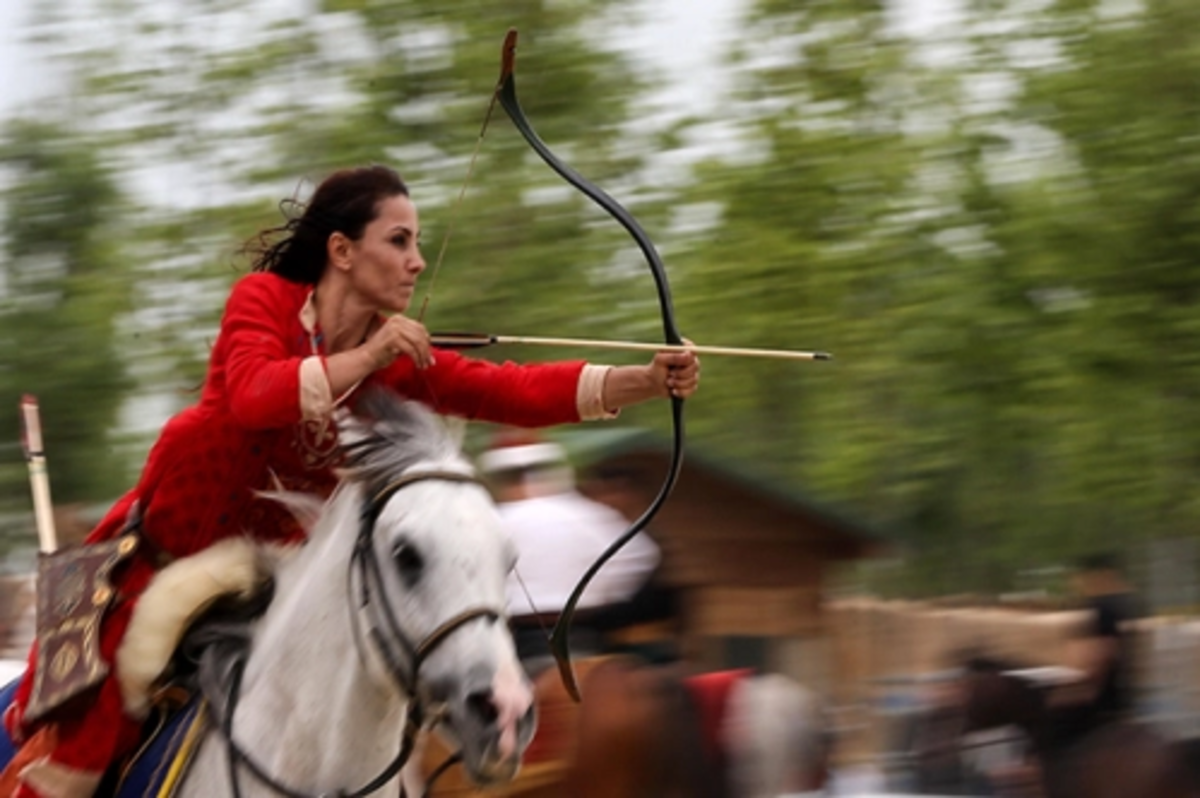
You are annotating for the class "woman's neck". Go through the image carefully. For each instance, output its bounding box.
[314,276,375,354]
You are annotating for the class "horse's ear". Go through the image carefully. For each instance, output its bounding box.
[256,489,325,533]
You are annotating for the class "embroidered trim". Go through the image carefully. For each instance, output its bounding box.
[299,357,333,421]
[577,364,618,421]
[154,702,208,798]
[299,290,318,336]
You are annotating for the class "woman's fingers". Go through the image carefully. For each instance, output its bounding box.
[369,317,434,370]
[392,317,434,369]
[651,343,700,399]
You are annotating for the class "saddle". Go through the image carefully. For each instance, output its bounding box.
[0,674,208,798]
[103,693,208,798]
[1,535,272,796]
[1,535,273,796]
[23,522,271,728]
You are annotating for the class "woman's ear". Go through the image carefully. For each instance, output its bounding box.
[327,231,353,272]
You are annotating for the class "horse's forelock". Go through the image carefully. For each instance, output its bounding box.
[338,390,469,490]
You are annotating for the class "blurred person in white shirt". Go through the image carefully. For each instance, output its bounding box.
[478,430,663,674]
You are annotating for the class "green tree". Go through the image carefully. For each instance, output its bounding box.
[975,0,1200,557]
[667,0,1200,593]
[24,0,1200,596]
[0,121,134,519]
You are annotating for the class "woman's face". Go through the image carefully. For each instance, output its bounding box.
[345,194,426,313]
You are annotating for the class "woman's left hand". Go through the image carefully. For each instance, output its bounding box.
[599,343,701,411]
[650,342,700,400]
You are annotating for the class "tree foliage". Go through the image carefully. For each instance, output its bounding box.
[672,0,1200,592]
[0,120,134,518]
[2,0,1199,593]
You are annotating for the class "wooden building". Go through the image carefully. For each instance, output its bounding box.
[550,426,886,691]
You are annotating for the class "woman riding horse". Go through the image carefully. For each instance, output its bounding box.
[0,165,699,798]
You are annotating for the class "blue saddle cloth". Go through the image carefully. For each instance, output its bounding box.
[0,678,17,765]
[0,674,206,798]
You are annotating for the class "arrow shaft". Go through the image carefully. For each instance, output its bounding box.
[431,333,830,361]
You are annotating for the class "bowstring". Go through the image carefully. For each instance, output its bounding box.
[412,63,506,421]
[415,83,504,325]
[512,567,552,640]
[413,75,549,633]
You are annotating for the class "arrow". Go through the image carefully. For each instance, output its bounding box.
[430,333,832,361]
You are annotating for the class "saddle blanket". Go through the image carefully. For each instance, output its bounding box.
[0,675,207,798]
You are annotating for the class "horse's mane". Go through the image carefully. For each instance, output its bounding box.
[180,582,275,718]
[183,391,467,710]
[338,390,470,494]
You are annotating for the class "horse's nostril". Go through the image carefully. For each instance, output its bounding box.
[467,689,499,725]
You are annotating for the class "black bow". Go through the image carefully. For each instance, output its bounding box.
[495,29,686,701]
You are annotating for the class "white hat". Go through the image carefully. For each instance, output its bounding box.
[477,441,568,474]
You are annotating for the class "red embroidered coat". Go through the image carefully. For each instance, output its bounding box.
[90,271,585,568]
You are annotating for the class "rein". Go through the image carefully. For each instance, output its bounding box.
[201,469,502,798]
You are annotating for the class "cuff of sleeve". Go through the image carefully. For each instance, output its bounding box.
[577,364,619,421]
[299,356,334,420]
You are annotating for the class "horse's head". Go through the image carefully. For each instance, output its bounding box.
[339,391,536,785]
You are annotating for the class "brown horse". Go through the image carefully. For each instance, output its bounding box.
[416,657,830,798]
[903,655,1200,798]
[557,657,829,798]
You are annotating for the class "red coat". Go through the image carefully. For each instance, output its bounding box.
[90,271,585,571]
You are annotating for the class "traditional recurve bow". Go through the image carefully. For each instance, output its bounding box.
[426,30,829,700]
[492,28,689,701]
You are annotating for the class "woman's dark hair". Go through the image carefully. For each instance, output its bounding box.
[246,165,409,284]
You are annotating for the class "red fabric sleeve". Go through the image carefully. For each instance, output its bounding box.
[379,349,586,427]
[220,274,308,429]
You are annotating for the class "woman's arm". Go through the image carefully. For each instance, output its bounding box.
[221,276,314,428]
[602,348,700,408]
[380,340,701,428]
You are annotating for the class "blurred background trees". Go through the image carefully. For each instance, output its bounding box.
[0,0,1197,595]
[0,120,134,551]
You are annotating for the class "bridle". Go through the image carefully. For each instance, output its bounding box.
[202,469,505,798]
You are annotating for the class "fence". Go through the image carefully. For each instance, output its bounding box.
[822,597,1200,763]
[0,573,34,661]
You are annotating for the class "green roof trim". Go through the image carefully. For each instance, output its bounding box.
[547,426,887,544]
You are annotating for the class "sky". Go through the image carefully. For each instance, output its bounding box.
[0,0,42,117]
[0,0,959,120]
[0,0,743,116]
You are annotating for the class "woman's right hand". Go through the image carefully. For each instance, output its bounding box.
[363,315,434,370]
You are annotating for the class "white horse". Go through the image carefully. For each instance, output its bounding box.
[144,394,536,796]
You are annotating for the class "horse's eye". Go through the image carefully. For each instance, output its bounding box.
[392,540,424,582]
